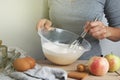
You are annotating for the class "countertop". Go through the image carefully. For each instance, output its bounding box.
[37,60,120,80]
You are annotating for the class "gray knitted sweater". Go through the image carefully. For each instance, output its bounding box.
[48,0,120,59]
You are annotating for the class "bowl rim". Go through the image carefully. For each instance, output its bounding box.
[38,28,91,50]
[38,27,78,43]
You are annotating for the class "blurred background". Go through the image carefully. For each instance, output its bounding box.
[0,0,120,59]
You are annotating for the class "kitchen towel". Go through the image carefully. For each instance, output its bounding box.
[0,47,67,80]
[0,73,14,80]
[9,64,67,80]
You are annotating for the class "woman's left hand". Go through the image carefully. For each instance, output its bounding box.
[85,21,108,40]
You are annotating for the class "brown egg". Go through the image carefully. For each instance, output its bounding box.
[24,56,36,68]
[13,56,36,72]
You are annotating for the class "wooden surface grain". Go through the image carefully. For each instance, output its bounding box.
[37,60,120,80]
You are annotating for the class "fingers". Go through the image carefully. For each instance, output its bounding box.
[85,21,108,39]
[90,26,107,39]
[36,19,52,31]
[84,21,90,32]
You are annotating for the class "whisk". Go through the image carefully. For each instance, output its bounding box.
[70,17,99,49]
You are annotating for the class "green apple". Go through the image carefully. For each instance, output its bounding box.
[105,53,120,72]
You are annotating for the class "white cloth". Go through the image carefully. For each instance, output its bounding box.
[0,48,67,80]
[0,73,14,80]
[9,64,67,80]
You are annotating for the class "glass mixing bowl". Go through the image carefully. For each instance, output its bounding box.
[38,28,91,65]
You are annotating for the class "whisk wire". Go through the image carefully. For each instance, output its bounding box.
[70,17,99,49]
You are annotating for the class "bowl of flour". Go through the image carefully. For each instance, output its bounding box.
[38,28,91,65]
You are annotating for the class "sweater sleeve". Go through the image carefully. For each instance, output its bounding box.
[104,0,120,27]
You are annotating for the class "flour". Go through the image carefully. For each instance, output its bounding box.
[42,42,84,65]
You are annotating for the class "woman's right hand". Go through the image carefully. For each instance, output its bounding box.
[37,19,53,31]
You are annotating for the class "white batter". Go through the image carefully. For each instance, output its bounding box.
[42,42,84,65]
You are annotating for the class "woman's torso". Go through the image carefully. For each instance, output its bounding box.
[48,0,106,33]
[48,0,107,59]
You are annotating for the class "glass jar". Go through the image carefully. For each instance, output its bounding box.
[0,41,8,71]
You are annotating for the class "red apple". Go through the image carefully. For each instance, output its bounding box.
[88,56,109,76]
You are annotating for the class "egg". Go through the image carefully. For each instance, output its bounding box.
[24,56,36,68]
[13,56,36,72]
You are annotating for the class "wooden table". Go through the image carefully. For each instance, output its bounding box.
[37,60,120,80]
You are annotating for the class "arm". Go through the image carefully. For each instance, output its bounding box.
[104,0,120,41]
[106,27,120,41]
[85,0,120,42]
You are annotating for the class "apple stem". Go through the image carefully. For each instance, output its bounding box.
[100,55,103,57]
[115,71,120,76]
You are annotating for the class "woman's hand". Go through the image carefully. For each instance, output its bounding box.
[37,19,53,31]
[85,21,111,40]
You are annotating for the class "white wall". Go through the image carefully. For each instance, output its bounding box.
[0,0,48,59]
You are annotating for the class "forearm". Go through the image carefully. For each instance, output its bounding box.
[107,27,120,42]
